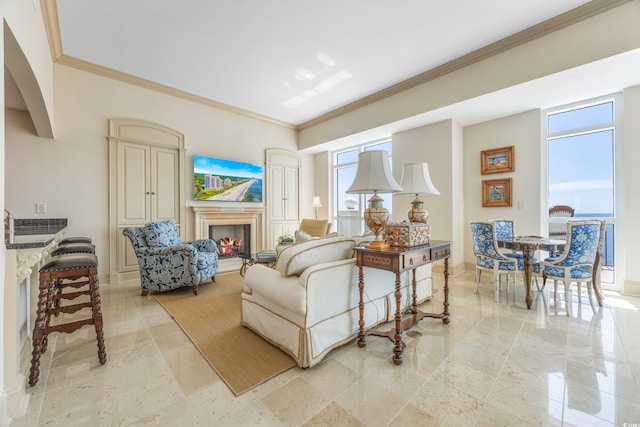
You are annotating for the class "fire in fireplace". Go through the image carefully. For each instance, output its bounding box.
[209,224,250,258]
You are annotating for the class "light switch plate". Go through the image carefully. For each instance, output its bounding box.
[36,203,47,214]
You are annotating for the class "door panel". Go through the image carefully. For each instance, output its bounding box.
[152,147,180,222]
[118,143,150,224]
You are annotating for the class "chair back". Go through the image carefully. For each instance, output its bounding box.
[549,205,575,238]
[553,220,601,267]
[490,219,515,240]
[470,221,502,260]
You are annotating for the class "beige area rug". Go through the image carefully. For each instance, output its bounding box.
[153,273,296,396]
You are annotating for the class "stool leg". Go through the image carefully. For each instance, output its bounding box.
[29,272,52,386]
[41,276,58,354]
[89,267,107,365]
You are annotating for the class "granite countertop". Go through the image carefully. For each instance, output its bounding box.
[5,218,67,250]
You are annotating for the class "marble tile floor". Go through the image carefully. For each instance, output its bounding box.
[12,271,640,426]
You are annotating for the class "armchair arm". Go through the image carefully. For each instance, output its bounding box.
[136,244,197,258]
[187,239,217,252]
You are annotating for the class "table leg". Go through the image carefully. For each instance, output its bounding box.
[443,257,450,324]
[522,246,535,309]
[392,272,403,365]
[410,269,417,313]
[357,265,366,348]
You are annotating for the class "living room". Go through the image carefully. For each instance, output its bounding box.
[3,0,640,425]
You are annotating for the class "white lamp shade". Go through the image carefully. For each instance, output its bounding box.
[346,150,402,194]
[398,163,440,196]
[310,196,322,208]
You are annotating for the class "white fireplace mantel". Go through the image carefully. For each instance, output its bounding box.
[192,206,266,256]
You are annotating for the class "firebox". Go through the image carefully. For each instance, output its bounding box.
[209,224,250,258]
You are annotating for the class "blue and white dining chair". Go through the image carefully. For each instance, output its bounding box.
[540,220,602,316]
[490,219,541,291]
[470,221,526,302]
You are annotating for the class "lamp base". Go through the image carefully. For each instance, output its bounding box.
[365,239,391,250]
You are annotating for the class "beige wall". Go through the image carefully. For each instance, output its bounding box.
[392,120,465,274]
[5,63,307,277]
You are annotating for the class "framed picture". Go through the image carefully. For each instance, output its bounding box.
[482,178,512,207]
[481,145,515,174]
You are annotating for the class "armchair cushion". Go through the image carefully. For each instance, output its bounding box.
[144,220,181,247]
[276,235,355,276]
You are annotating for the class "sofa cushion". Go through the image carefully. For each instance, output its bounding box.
[144,220,181,247]
[276,235,355,276]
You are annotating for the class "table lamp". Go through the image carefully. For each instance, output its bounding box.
[310,196,322,219]
[347,150,402,249]
[398,162,440,223]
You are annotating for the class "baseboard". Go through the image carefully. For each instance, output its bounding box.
[623,280,640,297]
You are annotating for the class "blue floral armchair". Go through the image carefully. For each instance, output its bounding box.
[123,220,219,295]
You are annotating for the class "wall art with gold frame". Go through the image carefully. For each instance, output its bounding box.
[482,178,512,207]
[480,145,514,175]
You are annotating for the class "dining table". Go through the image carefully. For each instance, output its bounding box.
[497,236,603,310]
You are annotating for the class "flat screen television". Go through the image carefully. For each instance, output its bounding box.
[193,155,263,202]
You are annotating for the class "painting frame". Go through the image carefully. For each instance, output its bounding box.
[480,145,515,175]
[482,178,512,207]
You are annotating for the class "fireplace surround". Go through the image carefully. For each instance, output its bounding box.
[192,207,266,273]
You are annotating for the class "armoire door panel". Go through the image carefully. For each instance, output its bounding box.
[118,143,150,224]
[269,164,285,221]
[151,147,180,222]
[285,167,299,221]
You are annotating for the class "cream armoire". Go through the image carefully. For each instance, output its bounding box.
[108,119,187,284]
[266,149,300,247]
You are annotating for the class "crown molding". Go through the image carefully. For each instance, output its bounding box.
[297,0,634,130]
[40,0,633,132]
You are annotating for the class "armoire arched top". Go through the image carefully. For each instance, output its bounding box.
[107,118,185,150]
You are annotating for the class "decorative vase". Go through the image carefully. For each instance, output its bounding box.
[407,196,428,223]
[364,194,390,249]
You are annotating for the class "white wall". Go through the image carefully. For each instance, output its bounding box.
[623,84,640,295]
[5,63,306,278]
[462,110,542,270]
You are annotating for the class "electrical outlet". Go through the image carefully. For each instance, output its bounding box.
[36,203,47,214]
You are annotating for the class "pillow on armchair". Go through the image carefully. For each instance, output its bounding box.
[276,235,355,276]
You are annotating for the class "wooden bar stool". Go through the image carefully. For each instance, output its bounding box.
[50,243,95,256]
[29,253,107,386]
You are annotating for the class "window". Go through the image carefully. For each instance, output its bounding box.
[332,140,393,236]
[545,95,620,286]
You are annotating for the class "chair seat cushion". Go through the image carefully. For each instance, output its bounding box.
[543,266,592,279]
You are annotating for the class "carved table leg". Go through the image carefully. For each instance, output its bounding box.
[442,257,450,324]
[522,246,535,309]
[410,269,418,313]
[357,265,366,348]
[392,272,404,365]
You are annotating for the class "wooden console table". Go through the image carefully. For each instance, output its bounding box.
[354,240,452,365]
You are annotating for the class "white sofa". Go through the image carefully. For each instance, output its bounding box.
[241,235,433,368]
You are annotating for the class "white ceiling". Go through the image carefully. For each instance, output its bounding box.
[6,0,640,143]
[53,0,600,127]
